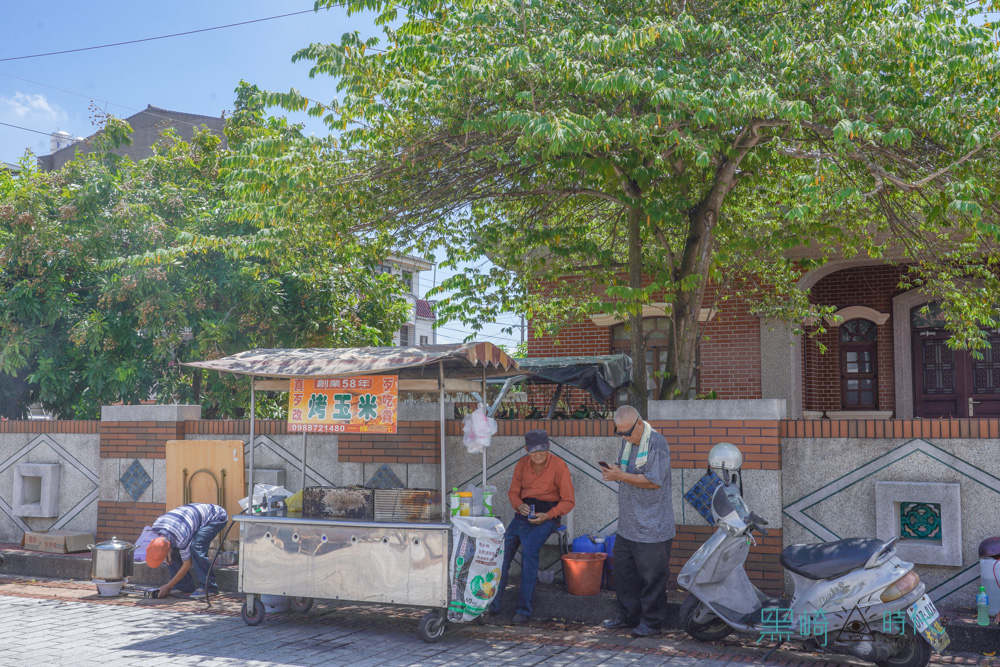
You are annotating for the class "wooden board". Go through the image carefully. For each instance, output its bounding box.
[165,440,245,524]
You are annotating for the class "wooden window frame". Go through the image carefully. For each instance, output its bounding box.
[839,318,878,410]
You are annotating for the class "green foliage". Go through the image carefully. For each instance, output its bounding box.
[0,100,407,418]
[261,0,1000,407]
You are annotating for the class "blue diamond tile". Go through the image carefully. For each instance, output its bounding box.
[121,459,152,502]
[683,471,723,525]
[366,463,404,490]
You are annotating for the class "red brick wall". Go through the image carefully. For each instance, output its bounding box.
[656,419,781,470]
[526,286,764,400]
[100,421,185,459]
[698,287,762,399]
[804,265,908,414]
[339,423,440,463]
[97,501,166,542]
[183,419,290,435]
[783,418,1000,439]
[0,420,98,433]
[671,525,784,596]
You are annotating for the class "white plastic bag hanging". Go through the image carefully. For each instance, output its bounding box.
[448,516,505,623]
[462,406,497,454]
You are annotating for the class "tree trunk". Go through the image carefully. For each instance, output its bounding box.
[661,285,704,400]
[627,204,648,417]
[658,150,748,400]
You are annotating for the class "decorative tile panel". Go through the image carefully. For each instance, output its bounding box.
[120,459,152,502]
[366,463,404,490]
[900,502,942,541]
[684,471,723,525]
[874,480,960,566]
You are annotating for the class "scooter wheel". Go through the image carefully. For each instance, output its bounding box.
[679,593,732,642]
[876,635,932,667]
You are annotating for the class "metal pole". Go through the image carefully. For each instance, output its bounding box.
[301,432,308,492]
[482,366,487,488]
[439,361,447,518]
[248,380,256,499]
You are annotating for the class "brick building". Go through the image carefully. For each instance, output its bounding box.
[528,258,999,420]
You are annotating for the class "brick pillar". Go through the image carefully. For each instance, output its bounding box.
[97,405,201,541]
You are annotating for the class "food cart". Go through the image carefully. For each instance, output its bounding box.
[184,343,519,641]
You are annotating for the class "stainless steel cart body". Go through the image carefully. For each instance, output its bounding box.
[234,513,450,607]
[184,344,523,641]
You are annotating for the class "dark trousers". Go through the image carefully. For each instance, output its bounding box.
[167,519,228,591]
[490,514,558,617]
[613,535,672,628]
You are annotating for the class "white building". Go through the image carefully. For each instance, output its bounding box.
[380,254,437,346]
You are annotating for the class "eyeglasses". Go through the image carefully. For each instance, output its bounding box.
[615,416,642,437]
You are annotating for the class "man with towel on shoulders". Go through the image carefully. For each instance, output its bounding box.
[600,405,674,637]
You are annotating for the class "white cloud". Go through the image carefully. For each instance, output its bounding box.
[0,92,67,125]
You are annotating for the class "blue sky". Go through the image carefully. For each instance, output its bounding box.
[0,0,518,347]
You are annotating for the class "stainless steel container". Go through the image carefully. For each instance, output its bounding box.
[88,536,135,580]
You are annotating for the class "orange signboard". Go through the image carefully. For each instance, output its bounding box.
[287,376,398,433]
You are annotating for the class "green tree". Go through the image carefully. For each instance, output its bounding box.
[0,100,407,418]
[265,0,1000,413]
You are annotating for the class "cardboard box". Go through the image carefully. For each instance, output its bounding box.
[23,530,94,554]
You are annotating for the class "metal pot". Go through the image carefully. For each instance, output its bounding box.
[88,536,135,580]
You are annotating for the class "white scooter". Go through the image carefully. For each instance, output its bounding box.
[677,443,950,667]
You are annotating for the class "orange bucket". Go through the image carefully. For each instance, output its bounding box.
[561,552,607,596]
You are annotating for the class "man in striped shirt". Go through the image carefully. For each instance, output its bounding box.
[145,503,228,600]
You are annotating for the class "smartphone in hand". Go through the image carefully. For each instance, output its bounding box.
[598,461,610,469]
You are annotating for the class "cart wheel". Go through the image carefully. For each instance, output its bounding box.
[418,611,447,643]
[241,598,266,626]
[289,596,313,613]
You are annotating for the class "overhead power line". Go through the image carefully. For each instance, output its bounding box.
[0,120,51,137]
[0,7,335,63]
[0,70,228,138]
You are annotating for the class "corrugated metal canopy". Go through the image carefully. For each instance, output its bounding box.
[183,343,520,380]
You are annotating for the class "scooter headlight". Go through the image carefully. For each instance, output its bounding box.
[880,571,920,602]
[717,512,747,537]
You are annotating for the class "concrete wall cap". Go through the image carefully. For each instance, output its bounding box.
[648,398,787,421]
[101,404,202,422]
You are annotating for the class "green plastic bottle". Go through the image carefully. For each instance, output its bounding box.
[978,586,990,626]
[449,487,461,517]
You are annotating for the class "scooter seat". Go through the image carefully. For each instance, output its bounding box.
[780,538,884,580]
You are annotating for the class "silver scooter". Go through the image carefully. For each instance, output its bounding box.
[677,443,950,667]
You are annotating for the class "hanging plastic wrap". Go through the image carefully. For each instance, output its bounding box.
[462,405,497,454]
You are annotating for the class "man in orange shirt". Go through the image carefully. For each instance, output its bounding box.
[489,429,575,624]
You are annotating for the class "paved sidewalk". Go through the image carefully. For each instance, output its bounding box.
[0,593,813,667]
[0,576,992,666]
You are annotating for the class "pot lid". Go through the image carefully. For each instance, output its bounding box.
[93,536,134,551]
[980,536,1000,558]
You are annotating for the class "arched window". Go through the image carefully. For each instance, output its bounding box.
[611,318,697,398]
[840,318,878,409]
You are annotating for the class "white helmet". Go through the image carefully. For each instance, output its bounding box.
[708,442,743,473]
